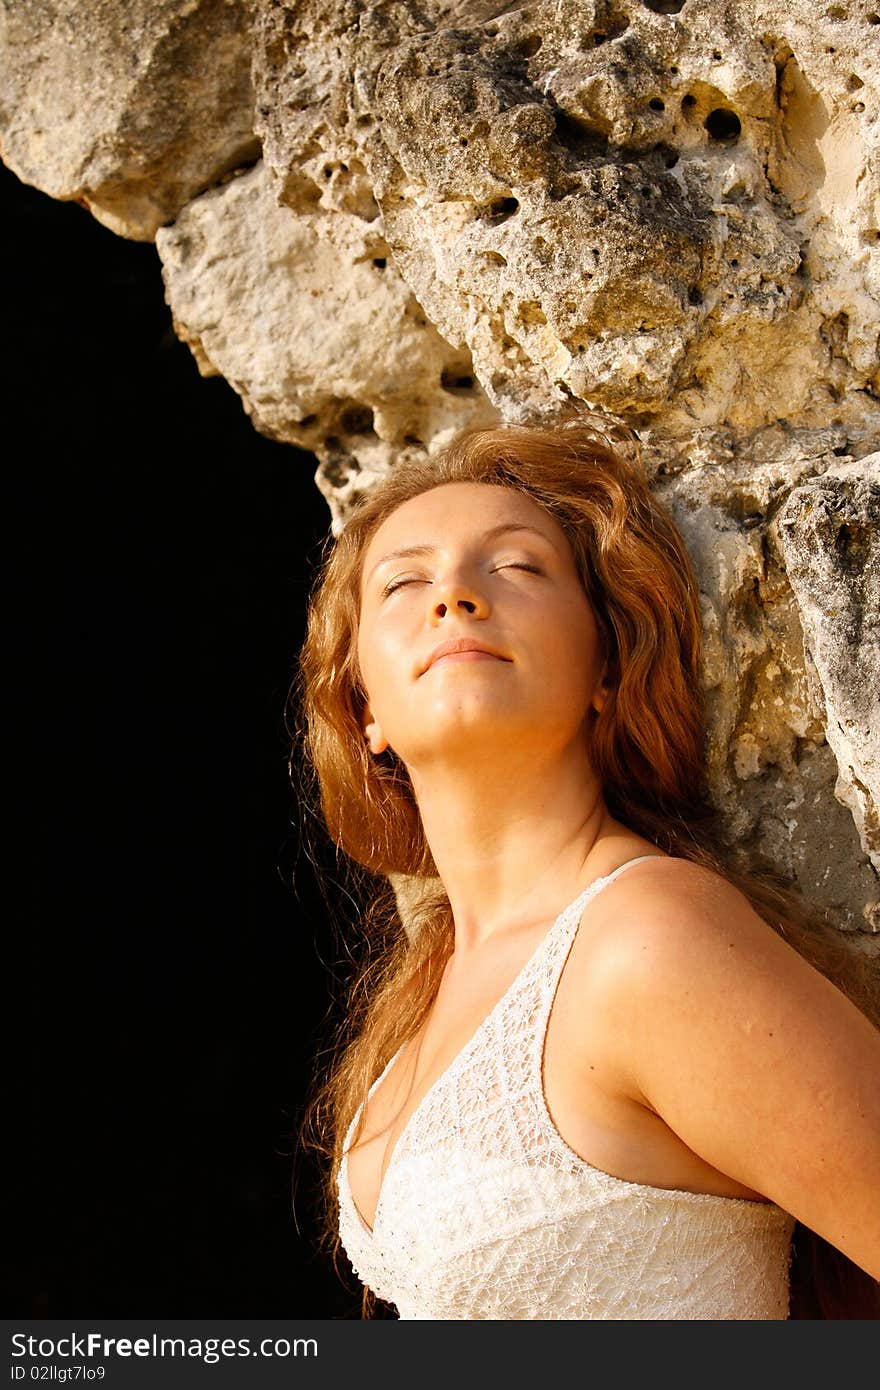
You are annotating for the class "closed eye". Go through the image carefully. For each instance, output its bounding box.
[381,562,542,597]
[381,575,427,597]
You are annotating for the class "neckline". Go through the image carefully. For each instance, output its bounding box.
[343,856,660,1238]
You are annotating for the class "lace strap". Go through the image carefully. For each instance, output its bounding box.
[528,853,663,1070]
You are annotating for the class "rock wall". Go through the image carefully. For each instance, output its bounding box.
[3,0,877,939]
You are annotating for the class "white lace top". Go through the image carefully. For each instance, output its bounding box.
[337,856,796,1319]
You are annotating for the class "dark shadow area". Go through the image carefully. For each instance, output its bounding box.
[4,160,364,1318]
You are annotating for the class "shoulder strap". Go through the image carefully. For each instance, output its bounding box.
[596,853,664,891]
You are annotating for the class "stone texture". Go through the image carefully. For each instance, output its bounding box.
[659,429,879,932]
[774,457,880,885]
[0,0,259,240]
[252,0,880,437]
[3,0,879,935]
[155,160,499,526]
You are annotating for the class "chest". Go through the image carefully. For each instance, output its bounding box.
[336,970,793,1321]
[344,914,628,1234]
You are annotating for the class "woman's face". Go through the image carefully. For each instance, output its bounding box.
[356,482,608,771]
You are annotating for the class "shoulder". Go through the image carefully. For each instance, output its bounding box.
[586,854,780,993]
[583,852,880,1126]
[579,853,857,1104]
[579,856,880,1273]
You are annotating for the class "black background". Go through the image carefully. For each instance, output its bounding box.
[5,159,365,1318]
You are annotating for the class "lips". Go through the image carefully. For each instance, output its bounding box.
[422,637,511,673]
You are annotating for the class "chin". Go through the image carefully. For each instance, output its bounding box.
[401,705,554,764]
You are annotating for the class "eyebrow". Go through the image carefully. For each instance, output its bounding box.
[366,522,561,584]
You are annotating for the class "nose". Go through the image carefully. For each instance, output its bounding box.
[429,567,490,623]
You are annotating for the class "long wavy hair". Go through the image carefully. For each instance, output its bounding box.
[290,418,880,1319]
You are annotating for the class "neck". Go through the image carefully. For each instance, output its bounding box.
[407,736,619,952]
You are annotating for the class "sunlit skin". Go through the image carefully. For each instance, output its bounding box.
[357,480,622,946]
[348,482,880,1280]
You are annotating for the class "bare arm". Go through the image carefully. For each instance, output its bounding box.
[597,862,880,1281]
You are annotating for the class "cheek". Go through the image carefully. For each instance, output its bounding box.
[355,634,377,706]
[540,605,602,698]
[355,615,399,707]
[354,609,378,700]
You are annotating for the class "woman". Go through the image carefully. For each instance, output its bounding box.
[293,418,880,1319]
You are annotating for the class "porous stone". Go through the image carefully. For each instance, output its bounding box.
[0,0,259,239]
[5,0,879,934]
[155,161,499,527]
[252,0,880,436]
[774,456,880,879]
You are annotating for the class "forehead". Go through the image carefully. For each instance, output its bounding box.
[362,481,567,569]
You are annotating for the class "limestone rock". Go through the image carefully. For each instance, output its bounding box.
[155,161,499,528]
[657,432,878,930]
[0,0,259,240]
[252,0,880,436]
[5,0,879,933]
[774,456,880,878]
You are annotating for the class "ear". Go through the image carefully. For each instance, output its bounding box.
[362,701,389,756]
[591,668,612,715]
